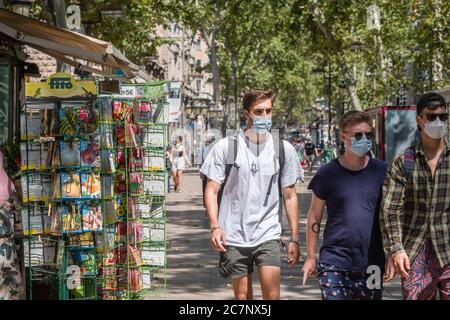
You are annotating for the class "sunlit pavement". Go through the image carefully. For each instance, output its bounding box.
[149,168,402,300]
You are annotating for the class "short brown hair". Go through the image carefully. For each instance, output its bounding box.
[339,110,370,131]
[242,89,275,110]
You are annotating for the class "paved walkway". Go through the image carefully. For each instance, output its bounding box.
[157,168,402,300]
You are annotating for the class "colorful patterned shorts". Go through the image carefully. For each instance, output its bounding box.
[317,263,383,300]
[402,240,450,300]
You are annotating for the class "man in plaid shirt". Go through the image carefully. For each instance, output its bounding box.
[381,92,450,300]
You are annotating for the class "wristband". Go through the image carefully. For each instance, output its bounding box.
[289,240,300,246]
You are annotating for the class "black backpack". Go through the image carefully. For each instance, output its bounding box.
[217,133,286,222]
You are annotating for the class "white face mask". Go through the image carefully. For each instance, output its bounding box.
[424,118,447,139]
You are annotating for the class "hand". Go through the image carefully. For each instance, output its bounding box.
[393,251,410,279]
[287,242,300,267]
[301,257,316,286]
[210,228,227,252]
[384,255,396,282]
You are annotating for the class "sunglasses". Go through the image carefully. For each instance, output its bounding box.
[421,113,449,122]
[347,131,373,140]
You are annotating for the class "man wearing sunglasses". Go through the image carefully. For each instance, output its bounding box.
[302,111,393,300]
[381,92,450,300]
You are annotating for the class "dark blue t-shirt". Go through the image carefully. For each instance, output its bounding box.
[308,158,388,272]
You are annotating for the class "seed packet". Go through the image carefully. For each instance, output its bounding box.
[114,174,127,195]
[80,140,100,167]
[54,173,81,199]
[128,268,141,291]
[116,266,127,290]
[79,107,99,135]
[24,238,44,267]
[21,209,43,235]
[128,197,152,220]
[115,149,126,170]
[100,125,114,148]
[81,173,101,198]
[81,204,102,232]
[142,222,165,243]
[125,124,140,148]
[67,231,95,248]
[71,250,98,275]
[116,221,127,243]
[50,206,62,235]
[143,152,165,171]
[114,197,126,221]
[140,247,165,267]
[141,128,164,148]
[99,96,113,121]
[101,199,116,226]
[59,107,78,135]
[129,172,144,196]
[40,108,58,137]
[138,101,152,121]
[21,173,50,202]
[100,174,113,199]
[128,245,142,267]
[20,142,41,170]
[20,111,41,140]
[61,204,82,233]
[100,149,115,173]
[143,173,165,196]
[129,148,144,171]
[115,125,125,146]
[60,141,80,167]
[55,240,65,269]
[128,221,143,244]
[140,268,152,289]
[42,214,52,235]
[103,266,118,291]
[112,100,133,123]
[103,249,117,267]
[43,244,56,267]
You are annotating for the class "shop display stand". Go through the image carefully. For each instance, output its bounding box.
[98,88,168,300]
[22,95,103,300]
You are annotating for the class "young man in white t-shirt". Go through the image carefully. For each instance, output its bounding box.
[200,89,301,300]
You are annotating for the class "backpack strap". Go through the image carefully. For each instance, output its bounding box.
[404,146,416,181]
[217,134,238,210]
[262,134,285,223]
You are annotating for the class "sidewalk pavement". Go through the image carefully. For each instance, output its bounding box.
[154,168,402,300]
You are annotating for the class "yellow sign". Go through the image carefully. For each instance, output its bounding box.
[26,72,97,98]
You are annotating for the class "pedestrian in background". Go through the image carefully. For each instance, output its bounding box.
[172,136,192,193]
[166,145,173,193]
[381,92,450,300]
[302,110,395,300]
[200,89,301,300]
[304,138,318,172]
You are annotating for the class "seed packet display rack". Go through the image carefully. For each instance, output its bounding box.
[98,92,168,300]
[22,95,103,300]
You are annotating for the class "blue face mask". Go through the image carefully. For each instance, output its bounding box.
[251,115,272,134]
[350,136,372,157]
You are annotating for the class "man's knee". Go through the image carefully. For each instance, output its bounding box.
[262,291,279,300]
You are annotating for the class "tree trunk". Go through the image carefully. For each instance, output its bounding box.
[46,0,70,73]
[231,53,239,130]
[338,59,362,111]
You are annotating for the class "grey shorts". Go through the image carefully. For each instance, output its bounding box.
[218,239,281,279]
